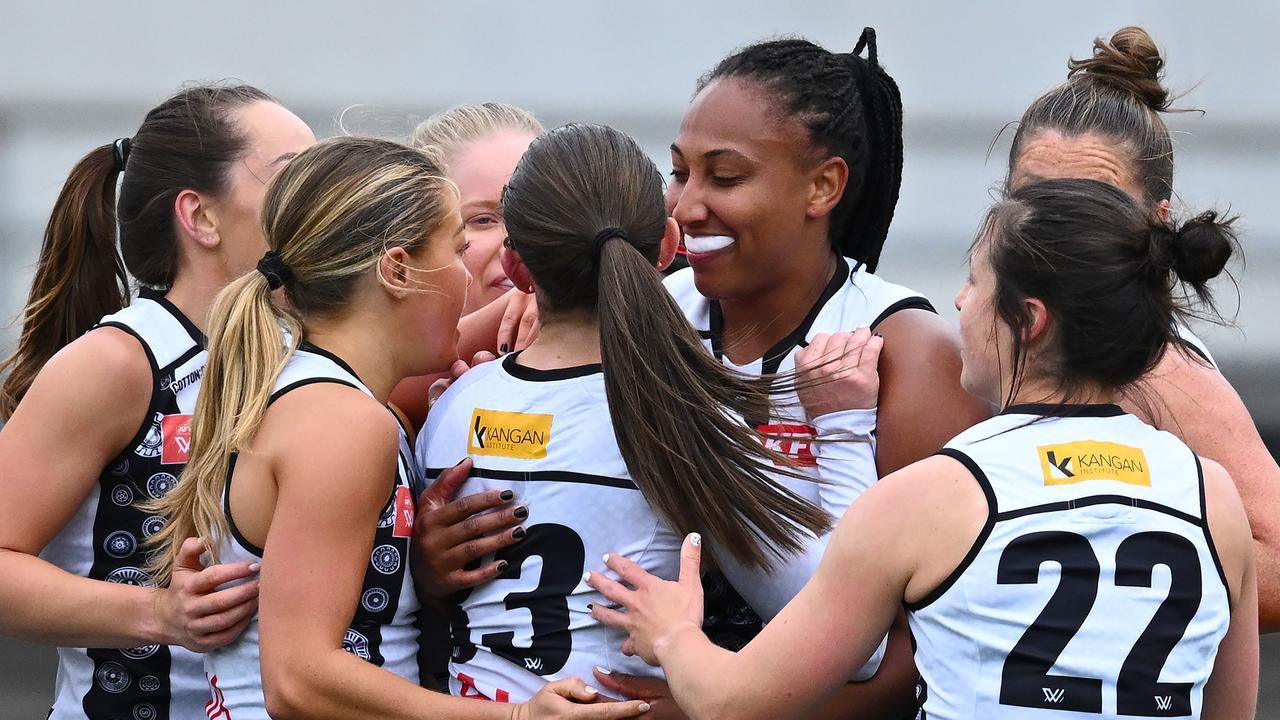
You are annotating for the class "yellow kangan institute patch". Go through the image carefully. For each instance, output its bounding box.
[468,408,553,459]
[1037,440,1151,486]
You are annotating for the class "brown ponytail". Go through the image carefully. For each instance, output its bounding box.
[0,145,128,419]
[0,83,277,420]
[503,123,831,570]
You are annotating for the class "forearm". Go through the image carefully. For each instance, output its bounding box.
[659,623,840,720]
[812,407,878,515]
[457,294,508,359]
[0,549,164,647]
[264,647,512,720]
[805,617,917,720]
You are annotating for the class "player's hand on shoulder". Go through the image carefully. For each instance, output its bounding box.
[516,677,651,719]
[155,537,260,653]
[795,328,883,420]
[411,457,527,597]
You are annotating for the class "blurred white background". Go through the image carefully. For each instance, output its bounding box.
[2,1,1276,715]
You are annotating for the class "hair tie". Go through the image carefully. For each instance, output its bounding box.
[851,27,878,66]
[592,227,627,261]
[256,250,293,291]
[112,138,131,173]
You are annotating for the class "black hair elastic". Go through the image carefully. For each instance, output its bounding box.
[592,227,627,262]
[112,138,132,173]
[256,250,293,290]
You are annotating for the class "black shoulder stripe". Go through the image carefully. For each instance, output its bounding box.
[870,297,937,331]
[904,448,997,611]
[94,321,163,465]
[995,494,1201,526]
[268,378,360,406]
[1197,454,1232,614]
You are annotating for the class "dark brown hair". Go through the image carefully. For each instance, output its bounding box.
[698,28,903,272]
[0,83,276,419]
[1009,26,1184,208]
[502,123,831,570]
[978,178,1236,408]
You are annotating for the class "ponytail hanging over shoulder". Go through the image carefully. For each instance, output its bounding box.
[0,143,128,420]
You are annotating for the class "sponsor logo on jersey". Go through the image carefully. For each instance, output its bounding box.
[468,409,553,459]
[162,365,204,395]
[1037,440,1150,486]
[393,485,414,538]
[161,414,193,465]
[757,423,817,467]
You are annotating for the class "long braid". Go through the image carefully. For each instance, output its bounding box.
[699,29,905,272]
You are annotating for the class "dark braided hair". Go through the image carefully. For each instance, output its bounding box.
[698,28,904,272]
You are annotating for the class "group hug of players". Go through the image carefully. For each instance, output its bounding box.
[0,23,1273,720]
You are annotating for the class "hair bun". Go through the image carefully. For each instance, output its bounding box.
[1068,26,1171,112]
[1167,211,1236,286]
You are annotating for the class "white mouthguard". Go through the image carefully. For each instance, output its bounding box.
[683,235,736,253]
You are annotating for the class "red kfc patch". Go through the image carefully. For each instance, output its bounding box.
[392,486,415,538]
[757,423,818,467]
[161,414,193,465]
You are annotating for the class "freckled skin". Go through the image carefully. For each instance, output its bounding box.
[1010,130,1144,199]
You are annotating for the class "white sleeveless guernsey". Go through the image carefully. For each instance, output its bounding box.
[202,345,421,719]
[666,257,932,675]
[417,354,684,702]
[907,404,1231,719]
[40,289,207,720]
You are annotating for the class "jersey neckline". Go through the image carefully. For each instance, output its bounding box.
[999,402,1127,418]
[502,351,603,381]
[706,255,851,375]
[138,287,206,346]
[299,340,365,385]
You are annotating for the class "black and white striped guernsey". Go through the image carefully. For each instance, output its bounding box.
[202,343,421,719]
[39,289,208,720]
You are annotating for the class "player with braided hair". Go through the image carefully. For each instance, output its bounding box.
[585,29,988,718]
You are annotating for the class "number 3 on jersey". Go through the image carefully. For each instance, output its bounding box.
[998,530,1200,717]
[451,523,586,676]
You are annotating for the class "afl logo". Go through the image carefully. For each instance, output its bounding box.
[139,675,161,693]
[111,485,134,506]
[147,473,177,499]
[371,545,401,574]
[133,703,157,720]
[106,566,154,587]
[136,413,164,458]
[122,643,159,660]
[361,587,390,613]
[342,629,371,660]
[111,459,130,476]
[141,516,167,538]
[105,531,137,558]
[96,661,132,693]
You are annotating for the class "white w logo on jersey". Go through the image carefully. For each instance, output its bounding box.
[1042,688,1065,704]
[1155,696,1173,711]
[524,657,543,672]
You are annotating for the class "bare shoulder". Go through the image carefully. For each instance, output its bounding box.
[874,307,958,350]
[831,453,990,604]
[5,325,152,442]
[259,383,400,484]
